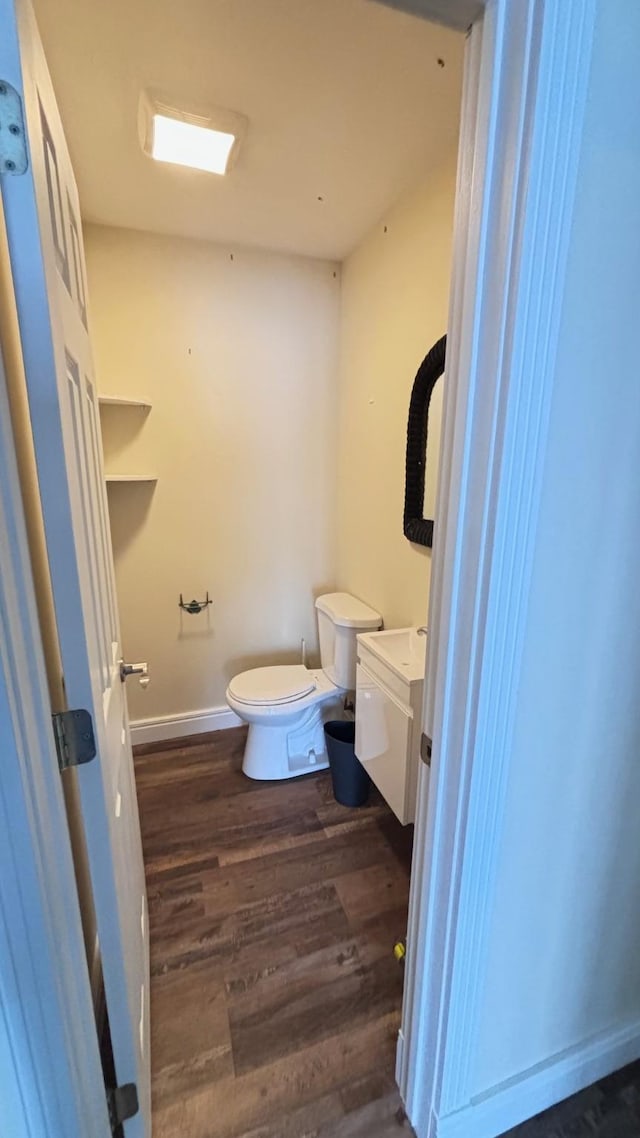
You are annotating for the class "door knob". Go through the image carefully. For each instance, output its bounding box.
[119,660,148,683]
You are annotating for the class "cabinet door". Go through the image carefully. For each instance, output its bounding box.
[356,663,412,824]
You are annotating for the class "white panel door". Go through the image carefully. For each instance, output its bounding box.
[0,1,150,1133]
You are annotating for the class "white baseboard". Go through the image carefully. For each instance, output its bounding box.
[130,705,243,746]
[432,1020,640,1138]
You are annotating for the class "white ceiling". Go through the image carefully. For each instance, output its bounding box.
[376,0,483,33]
[32,0,464,261]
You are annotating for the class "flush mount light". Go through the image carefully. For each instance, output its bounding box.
[139,91,246,175]
[152,115,235,174]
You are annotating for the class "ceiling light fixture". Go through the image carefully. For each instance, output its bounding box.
[152,115,235,174]
[139,91,247,175]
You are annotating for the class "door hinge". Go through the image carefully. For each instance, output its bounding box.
[107,1083,139,1133]
[420,732,432,767]
[0,81,28,175]
[52,709,96,772]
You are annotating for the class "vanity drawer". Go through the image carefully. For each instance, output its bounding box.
[357,640,411,708]
[355,662,417,825]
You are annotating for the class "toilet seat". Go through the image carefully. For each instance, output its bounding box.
[228,665,316,707]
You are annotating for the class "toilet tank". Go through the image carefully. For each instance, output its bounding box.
[315,593,382,689]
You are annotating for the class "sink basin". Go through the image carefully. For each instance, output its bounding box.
[357,626,426,682]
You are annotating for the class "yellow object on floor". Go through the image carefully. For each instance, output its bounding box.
[394,940,406,966]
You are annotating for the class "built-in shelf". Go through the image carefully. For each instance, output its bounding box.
[99,395,152,409]
[105,474,157,483]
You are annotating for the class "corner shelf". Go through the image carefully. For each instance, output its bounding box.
[105,474,157,483]
[99,395,152,409]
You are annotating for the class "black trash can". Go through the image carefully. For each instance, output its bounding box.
[324,720,371,807]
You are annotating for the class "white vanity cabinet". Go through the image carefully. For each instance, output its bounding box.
[355,629,427,826]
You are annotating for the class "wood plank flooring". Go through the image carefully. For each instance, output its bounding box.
[134,727,640,1138]
[134,726,414,1138]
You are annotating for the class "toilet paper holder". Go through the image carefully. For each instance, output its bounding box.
[178,591,212,615]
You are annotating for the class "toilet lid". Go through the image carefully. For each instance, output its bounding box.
[228,665,316,706]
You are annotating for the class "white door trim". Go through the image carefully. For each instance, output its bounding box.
[0,337,109,1134]
[399,1,599,1136]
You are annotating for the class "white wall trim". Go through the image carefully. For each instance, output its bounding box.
[400,0,599,1135]
[435,1021,640,1138]
[130,704,243,746]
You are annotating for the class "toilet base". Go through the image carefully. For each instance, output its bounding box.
[242,707,332,781]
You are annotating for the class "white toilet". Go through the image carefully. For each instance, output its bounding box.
[226,592,382,780]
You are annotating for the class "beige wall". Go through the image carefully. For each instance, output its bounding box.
[84,226,341,724]
[335,155,457,630]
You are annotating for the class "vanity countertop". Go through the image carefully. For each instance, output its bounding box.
[357,627,426,684]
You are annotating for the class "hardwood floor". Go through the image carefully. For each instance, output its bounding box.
[134,727,640,1138]
[134,726,414,1138]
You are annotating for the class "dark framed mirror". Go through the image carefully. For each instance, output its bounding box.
[403,333,446,548]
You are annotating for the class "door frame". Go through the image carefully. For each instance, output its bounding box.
[0,326,110,1133]
[398,1,599,1136]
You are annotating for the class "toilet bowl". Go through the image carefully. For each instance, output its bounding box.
[226,593,382,780]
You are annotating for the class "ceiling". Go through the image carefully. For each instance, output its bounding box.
[32,0,464,261]
[376,0,483,32]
